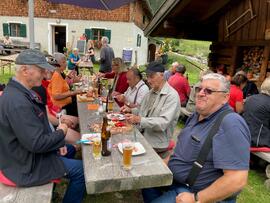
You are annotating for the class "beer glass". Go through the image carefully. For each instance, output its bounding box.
[92,137,101,160]
[122,141,134,170]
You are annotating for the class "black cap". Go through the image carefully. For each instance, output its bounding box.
[15,49,55,71]
[146,61,165,74]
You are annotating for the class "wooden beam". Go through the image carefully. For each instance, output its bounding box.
[144,0,190,36]
[200,0,232,21]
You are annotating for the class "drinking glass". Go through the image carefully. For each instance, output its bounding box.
[122,141,134,170]
[92,137,101,160]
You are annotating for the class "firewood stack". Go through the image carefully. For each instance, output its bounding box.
[242,47,264,77]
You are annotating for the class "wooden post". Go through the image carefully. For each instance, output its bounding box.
[259,45,270,84]
[230,45,238,75]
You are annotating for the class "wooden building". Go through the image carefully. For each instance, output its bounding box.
[144,0,270,84]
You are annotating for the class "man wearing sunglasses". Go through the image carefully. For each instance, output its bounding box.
[142,73,250,203]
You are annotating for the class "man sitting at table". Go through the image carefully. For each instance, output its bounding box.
[123,61,181,158]
[115,67,149,108]
[0,49,85,203]
[142,73,250,203]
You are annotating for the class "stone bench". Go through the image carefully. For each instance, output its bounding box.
[0,182,54,203]
[252,152,270,190]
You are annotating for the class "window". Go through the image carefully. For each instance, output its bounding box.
[2,23,27,37]
[137,34,141,47]
[85,28,111,44]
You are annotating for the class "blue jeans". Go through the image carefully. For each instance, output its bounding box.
[142,183,236,203]
[59,145,86,203]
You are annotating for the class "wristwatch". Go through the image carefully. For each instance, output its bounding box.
[194,192,200,203]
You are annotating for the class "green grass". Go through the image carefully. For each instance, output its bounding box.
[177,39,211,58]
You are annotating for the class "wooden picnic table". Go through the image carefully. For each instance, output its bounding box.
[0,53,18,74]
[77,101,173,194]
[78,60,94,75]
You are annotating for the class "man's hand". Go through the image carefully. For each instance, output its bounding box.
[61,118,74,128]
[125,114,141,124]
[59,146,68,156]
[115,94,125,103]
[57,123,68,135]
[176,192,195,203]
[112,91,121,97]
[120,105,131,113]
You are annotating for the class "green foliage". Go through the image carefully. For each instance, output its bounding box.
[178,39,211,58]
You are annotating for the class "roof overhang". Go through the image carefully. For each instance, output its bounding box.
[144,0,234,41]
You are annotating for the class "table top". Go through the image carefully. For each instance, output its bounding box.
[0,53,19,62]
[78,60,93,68]
[77,101,173,194]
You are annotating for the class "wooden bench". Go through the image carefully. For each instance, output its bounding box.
[0,182,54,203]
[252,152,270,190]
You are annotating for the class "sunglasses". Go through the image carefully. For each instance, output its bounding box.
[195,87,227,95]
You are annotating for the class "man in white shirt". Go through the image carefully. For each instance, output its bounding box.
[115,67,149,108]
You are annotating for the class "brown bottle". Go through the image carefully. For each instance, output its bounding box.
[101,116,111,156]
[97,77,102,96]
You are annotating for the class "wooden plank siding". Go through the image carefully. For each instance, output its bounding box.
[218,0,270,42]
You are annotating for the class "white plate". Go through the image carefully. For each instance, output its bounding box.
[80,133,101,144]
[118,142,146,156]
[107,113,125,121]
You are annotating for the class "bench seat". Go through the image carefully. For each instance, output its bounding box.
[0,182,54,203]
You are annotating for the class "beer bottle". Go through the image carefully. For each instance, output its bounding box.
[97,77,102,96]
[105,87,113,113]
[101,116,111,156]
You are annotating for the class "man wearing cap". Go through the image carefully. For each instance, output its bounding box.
[0,49,85,203]
[168,64,190,107]
[123,61,180,158]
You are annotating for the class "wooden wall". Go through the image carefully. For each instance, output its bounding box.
[218,0,270,42]
[208,0,270,83]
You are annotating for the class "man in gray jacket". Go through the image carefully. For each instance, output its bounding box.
[99,36,115,73]
[124,62,181,158]
[0,49,85,203]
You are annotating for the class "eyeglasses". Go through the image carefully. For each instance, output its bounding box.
[195,87,227,95]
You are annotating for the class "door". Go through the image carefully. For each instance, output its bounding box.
[52,25,66,53]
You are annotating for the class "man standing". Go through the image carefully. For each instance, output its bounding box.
[123,62,180,158]
[99,36,115,73]
[164,61,178,81]
[115,67,149,108]
[142,73,250,203]
[0,49,85,203]
[168,64,190,106]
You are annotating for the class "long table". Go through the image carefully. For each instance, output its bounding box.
[77,101,173,194]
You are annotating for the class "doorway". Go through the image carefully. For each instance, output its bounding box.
[52,25,66,53]
[148,44,156,62]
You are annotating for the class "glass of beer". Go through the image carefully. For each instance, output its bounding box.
[108,100,114,112]
[122,141,134,170]
[92,137,101,160]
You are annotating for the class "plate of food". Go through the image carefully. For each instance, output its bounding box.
[77,94,95,102]
[107,113,125,121]
[118,142,146,156]
[88,122,102,133]
[79,133,101,144]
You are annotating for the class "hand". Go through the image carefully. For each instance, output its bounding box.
[59,146,68,156]
[125,114,141,124]
[97,72,105,78]
[61,118,74,128]
[176,192,195,203]
[112,91,121,97]
[115,94,125,103]
[57,123,68,135]
[120,105,131,113]
[74,89,83,95]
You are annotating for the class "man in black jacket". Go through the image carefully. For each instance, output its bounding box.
[0,49,85,203]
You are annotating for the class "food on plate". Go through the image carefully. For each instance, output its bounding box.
[77,93,94,102]
[107,113,125,121]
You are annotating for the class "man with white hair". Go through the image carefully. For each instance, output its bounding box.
[143,73,250,203]
[0,49,85,203]
[164,61,179,81]
[99,36,115,73]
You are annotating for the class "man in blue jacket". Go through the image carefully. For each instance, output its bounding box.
[0,49,85,203]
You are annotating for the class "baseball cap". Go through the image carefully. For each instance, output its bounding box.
[146,61,165,75]
[15,49,56,71]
